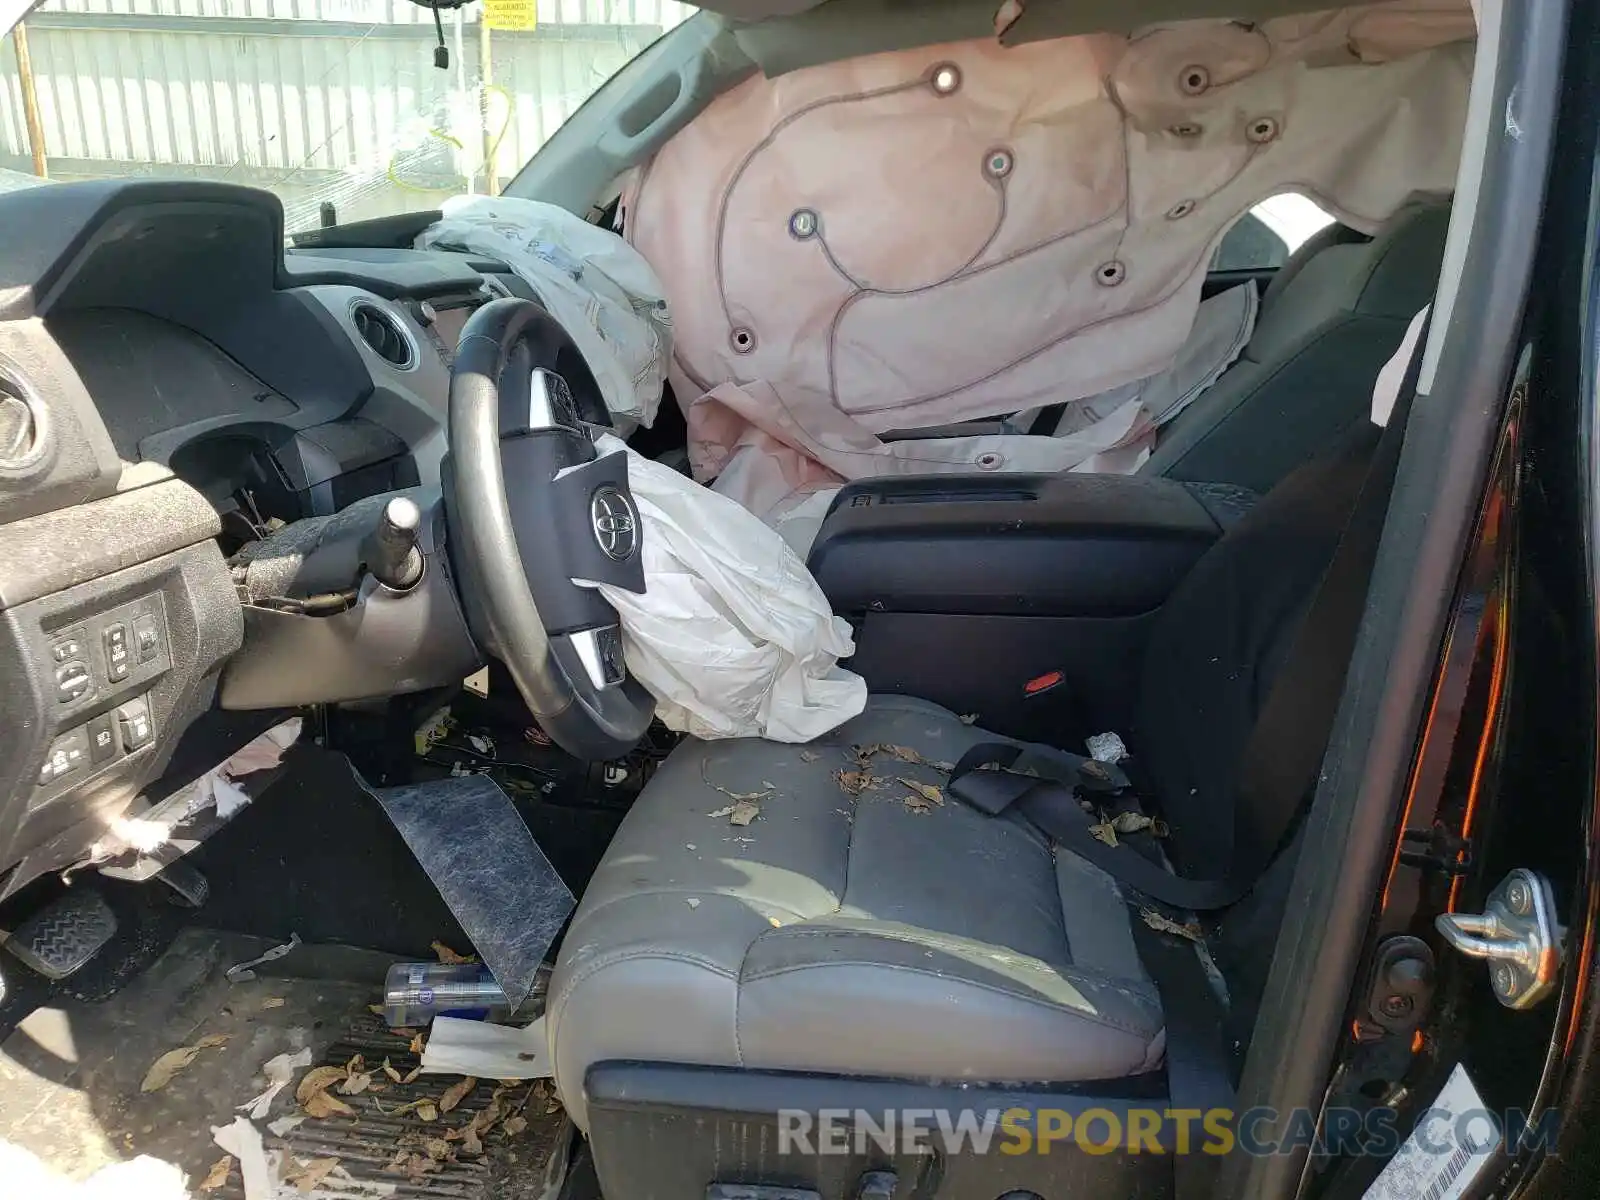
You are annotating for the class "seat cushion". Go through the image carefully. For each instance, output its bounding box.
[548,696,1164,1131]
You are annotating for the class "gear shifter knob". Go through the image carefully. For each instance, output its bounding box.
[366,495,425,591]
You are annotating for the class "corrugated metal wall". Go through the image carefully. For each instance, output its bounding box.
[0,0,693,228]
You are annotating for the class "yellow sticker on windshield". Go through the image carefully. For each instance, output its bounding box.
[484,0,537,31]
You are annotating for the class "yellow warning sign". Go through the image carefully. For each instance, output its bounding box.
[483,0,537,32]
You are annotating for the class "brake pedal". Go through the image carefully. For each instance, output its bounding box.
[5,888,117,980]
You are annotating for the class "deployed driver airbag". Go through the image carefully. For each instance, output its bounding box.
[585,435,867,742]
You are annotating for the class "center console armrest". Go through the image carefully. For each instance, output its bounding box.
[807,473,1227,618]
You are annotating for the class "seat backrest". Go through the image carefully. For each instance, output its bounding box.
[1140,200,1449,493]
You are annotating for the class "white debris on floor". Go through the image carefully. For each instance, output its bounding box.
[0,1140,189,1200]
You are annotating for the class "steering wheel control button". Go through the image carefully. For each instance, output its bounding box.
[133,614,160,663]
[525,368,580,432]
[55,661,92,706]
[590,487,640,562]
[104,623,131,682]
[117,697,154,751]
[88,714,117,764]
[570,626,627,690]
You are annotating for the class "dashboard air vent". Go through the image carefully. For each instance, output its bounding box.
[0,374,45,470]
[351,302,415,370]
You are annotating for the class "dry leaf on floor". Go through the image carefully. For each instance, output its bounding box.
[368,1005,386,1017]
[286,1157,340,1194]
[432,940,475,965]
[899,779,944,806]
[141,1046,202,1092]
[382,1148,410,1173]
[422,1137,453,1162]
[459,1126,485,1158]
[407,1154,443,1180]
[403,1063,423,1084]
[382,1058,402,1083]
[1140,909,1205,942]
[438,1076,477,1113]
[260,997,286,1010]
[197,1155,233,1192]
[294,1066,348,1105]
[415,1100,439,1122]
[344,1054,365,1074]
[339,1071,373,1096]
[502,1115,529,1138]
[196,1033,231,1048]
[303,1090,355,1119]
[1089,821,1119,847]
[409,1033,427,1055]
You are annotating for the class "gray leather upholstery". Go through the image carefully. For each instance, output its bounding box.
[548,696,1164,1131]
[1144,199,1450,492]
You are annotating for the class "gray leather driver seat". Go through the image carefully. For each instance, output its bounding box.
[547,695,1164,1131]
[549,415,1383,1131]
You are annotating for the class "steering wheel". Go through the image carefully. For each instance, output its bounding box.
[444,298,655,760]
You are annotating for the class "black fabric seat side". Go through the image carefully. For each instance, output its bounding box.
[1134,420,1383,877]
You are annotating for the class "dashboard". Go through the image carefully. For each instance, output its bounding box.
[0,180,529,895]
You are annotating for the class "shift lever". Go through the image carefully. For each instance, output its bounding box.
[364,495,425,591]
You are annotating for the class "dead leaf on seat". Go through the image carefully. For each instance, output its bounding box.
[958,713,979,724]
[903,794,938,815]
[1089,821,1119,847]
[900,779,944,806]
[1081,760,1111,781]
[1108,812,1170,837]
[883,744,924,764]
[709,798,761,825]
[835,769,867,796]
[197,1155,233,1192]
[799,749,820,762]
[432,940,474,964]
[1140,909,1205,942]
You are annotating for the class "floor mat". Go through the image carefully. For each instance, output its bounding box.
[185,744,623,957]
[0,928,566,1197]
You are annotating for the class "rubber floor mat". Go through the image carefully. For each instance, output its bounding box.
[208,1011,568,1199]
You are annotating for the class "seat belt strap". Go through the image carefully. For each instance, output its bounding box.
[1130,918,1235,1199]
[949,313,1431,911]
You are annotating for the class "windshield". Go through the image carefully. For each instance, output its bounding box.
[1,0,694,231]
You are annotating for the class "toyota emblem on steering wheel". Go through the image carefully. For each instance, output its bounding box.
[590,487,639,561]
